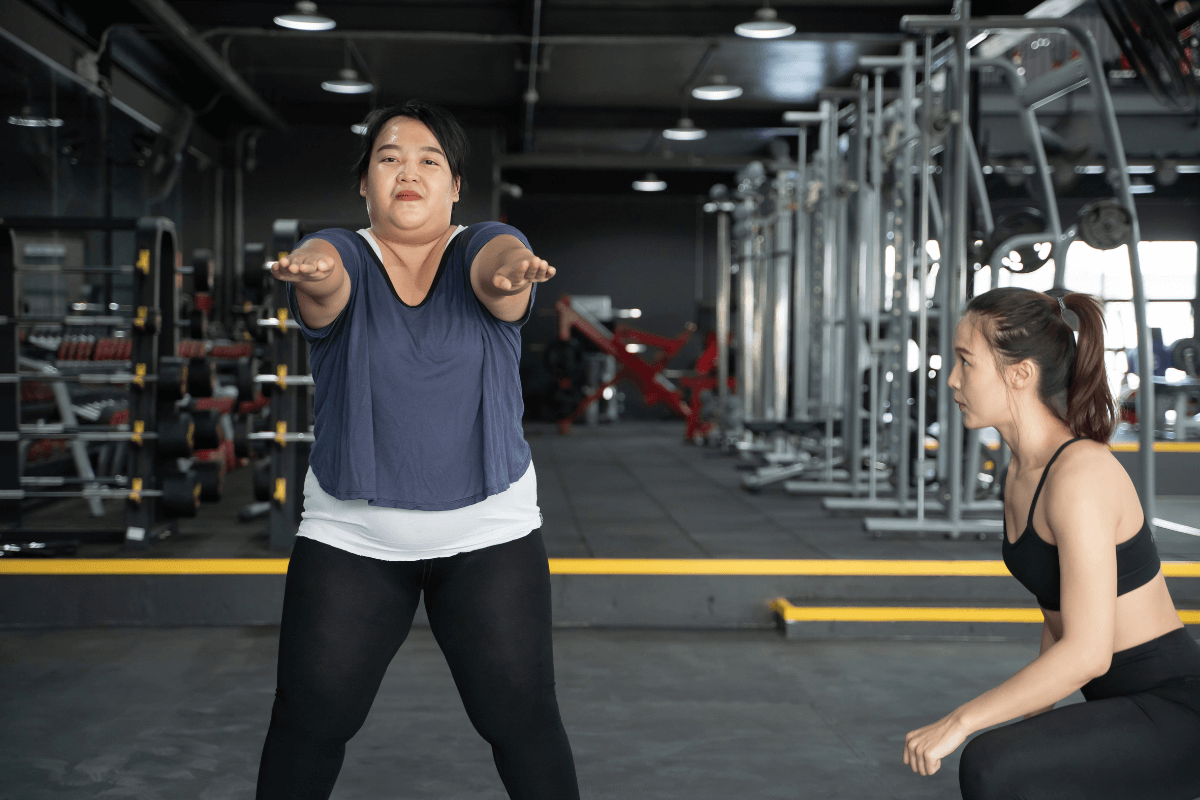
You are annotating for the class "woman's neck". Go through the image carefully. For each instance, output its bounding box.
[999,401,1075,472]
[368,223,457,272]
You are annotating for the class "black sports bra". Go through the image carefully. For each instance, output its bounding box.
[1001,438,1161,611]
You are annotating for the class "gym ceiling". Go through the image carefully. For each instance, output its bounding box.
[8,0,1198,196]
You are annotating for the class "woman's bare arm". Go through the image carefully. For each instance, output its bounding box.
[469,234,555,322]
[272,238,350,329]
[904,445,1121,775]
[1024,620,1063,718]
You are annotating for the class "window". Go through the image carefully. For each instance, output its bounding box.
[976,241,1197,397]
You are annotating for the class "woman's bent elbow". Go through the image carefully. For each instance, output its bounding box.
[1086,652,1112,680]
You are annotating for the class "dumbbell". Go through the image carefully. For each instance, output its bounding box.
[186,357,215,398]
[236,356,259,404]
[233,418,251,459]
[161,470,202,517]
[158,412,195,458]
[157,359,188,402]
[232,415,269,459]
[188,308,208,340]
[192,249,215,294]
[191,408,225,450]
[243,242,267,296]
[252,460,272,502]
[195,460,224,502]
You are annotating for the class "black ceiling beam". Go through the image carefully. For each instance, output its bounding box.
[174,3,948,38]
[528,106,799,129]
[126,0,287,131]
[260,98,809,131]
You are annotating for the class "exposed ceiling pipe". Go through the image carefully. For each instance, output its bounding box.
[498,152,781,171]
[523,0,544,153]
[197,28,902,47]
[671,42,719,122]
[126,0,288,131]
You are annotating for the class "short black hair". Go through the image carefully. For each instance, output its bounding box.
[353,100,469,195]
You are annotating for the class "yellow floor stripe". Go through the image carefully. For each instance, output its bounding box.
[0,559,290,575]
[769,599,1200,625]
[1,558,1197,577]
[1109,442,1200,453]
[547,558,1018,576]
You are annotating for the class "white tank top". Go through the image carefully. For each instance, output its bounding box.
[296,462,542,561]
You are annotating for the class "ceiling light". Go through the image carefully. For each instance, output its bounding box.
[966,32,989,49]
[7,105,63,128]
[663,118,707,141]
[350,122,368,134]
[322,68,373,94]
[274,1,336,31]
[735,6,796,39]
[633,173,667,192]
[692,75,743,101]
[1128,178,1155,194]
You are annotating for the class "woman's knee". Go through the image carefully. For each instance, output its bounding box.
[269,684,371,745]
[959,728,1024,800]
[465,679,564,747]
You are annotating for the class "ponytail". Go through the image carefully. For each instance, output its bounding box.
[965,287,1115,443]
[1061,292,1116,443]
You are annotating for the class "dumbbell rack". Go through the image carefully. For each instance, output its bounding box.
[0,216,184,550]
[261,220,320,551]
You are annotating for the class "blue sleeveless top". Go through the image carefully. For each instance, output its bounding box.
[285,222,535,510]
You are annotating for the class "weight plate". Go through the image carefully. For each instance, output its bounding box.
[243,243,267,292]
[233,418,251,459]
[162,470,202,517]
[192,408,224,450]
[192,249,214,293]
[195,461,224,502]
[1172,337,1200,378]
[989,207,1050,274]
[186,357,215,398]
[253,460,272,502]
[188,308,208,341]
[235,356,258,404]
[157,359,187,402]
[1077,198,1133,251]
[158,412,195,458]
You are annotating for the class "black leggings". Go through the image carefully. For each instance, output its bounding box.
[256,532,579,800]
[960,627,1200,800]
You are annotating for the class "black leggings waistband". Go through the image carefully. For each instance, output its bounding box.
[1083,627,1200,702]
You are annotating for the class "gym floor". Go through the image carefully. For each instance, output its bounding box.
[4,422,1199,799]
[17,421,1200,562]
[1,625,1048,800]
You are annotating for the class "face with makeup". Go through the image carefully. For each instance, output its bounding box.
[947,315,1016,431]
[359,116,460,240]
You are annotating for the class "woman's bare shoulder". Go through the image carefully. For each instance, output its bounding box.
[1043,439,1138,524]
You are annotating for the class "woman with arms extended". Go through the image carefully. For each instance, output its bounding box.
[904,287,1200,800]
[254,100,579,800]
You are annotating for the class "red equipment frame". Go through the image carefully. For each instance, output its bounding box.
[553,295,733,439]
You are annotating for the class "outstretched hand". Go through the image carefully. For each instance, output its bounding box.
[492,256,555,294]
[903,714,969,776]
[271,251,336,283]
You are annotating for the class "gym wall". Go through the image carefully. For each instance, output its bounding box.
[241,124,497,247]
[505,194,717,420]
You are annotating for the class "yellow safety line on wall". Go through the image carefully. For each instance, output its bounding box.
[1,558,1199,577]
